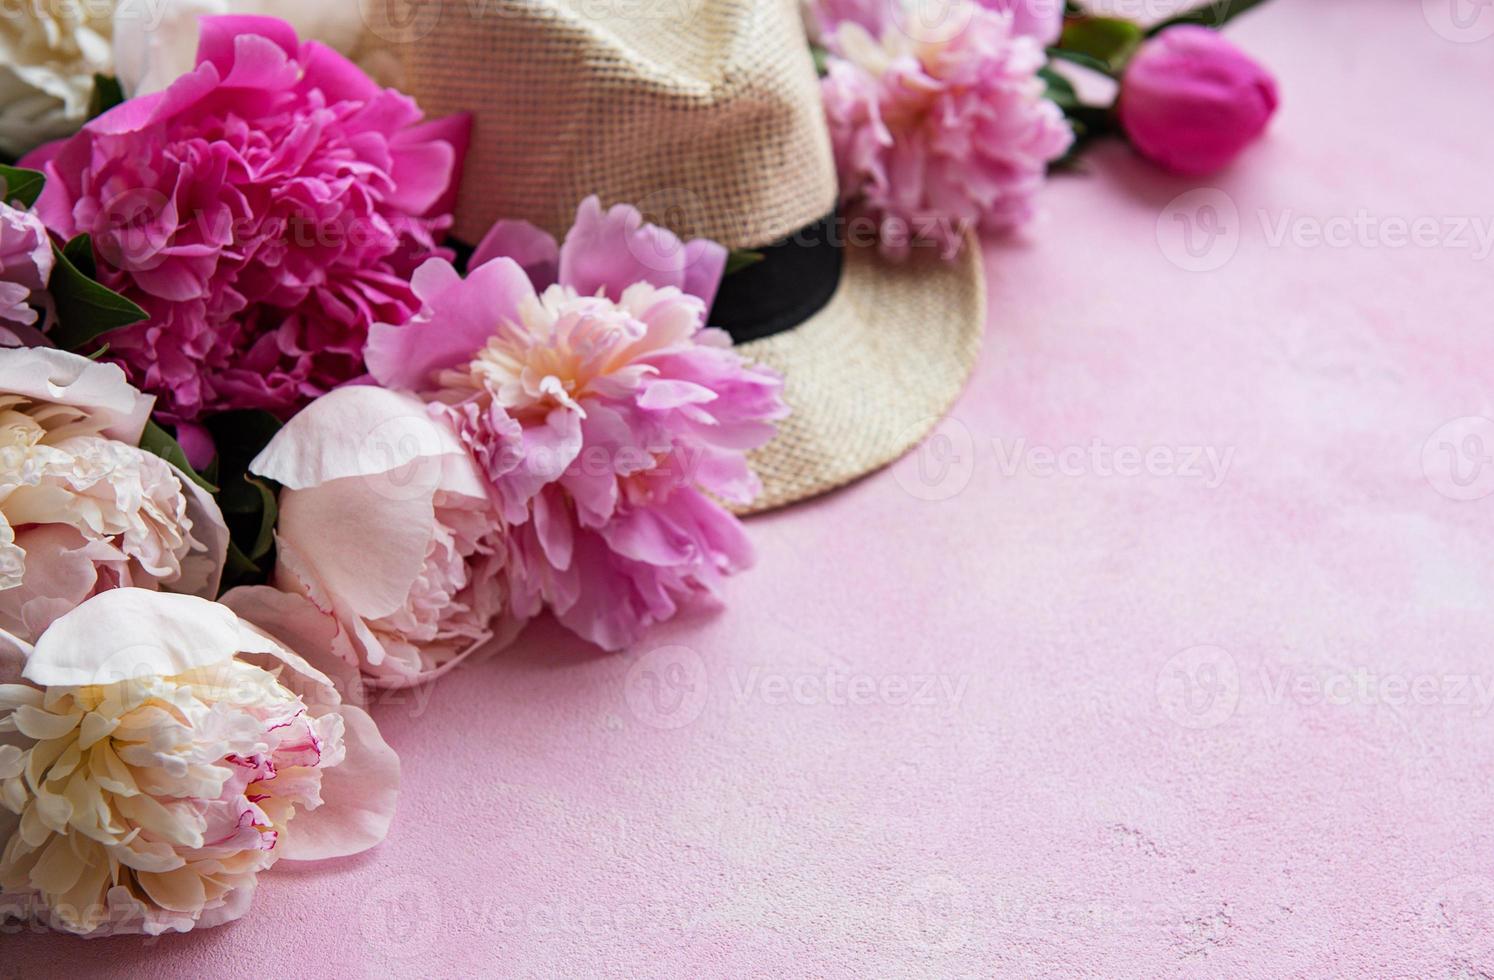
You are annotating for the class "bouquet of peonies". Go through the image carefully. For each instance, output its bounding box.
[0,9,785,937]
[0,0,1278,938]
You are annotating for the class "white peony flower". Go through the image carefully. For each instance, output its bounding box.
[0,0,115,157]
[0,347,228,642]
[0,588,400,936]
[227,385,520,696]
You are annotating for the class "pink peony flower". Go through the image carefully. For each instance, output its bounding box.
[0,588,400,937]
[0,202,52,336]
[0,347,229,643]
[807,0,1063,46]
[980,0,1064,45]
[365,197,787,651]
[820,0,1073,259]
[1118,26,1278,177]
[235,385,520,693]
[20,15,469,434]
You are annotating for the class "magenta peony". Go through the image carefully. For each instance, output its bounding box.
[1118,26,1279,177]
[364,197,787,651]
[20,15,469,435]
[819,0,1073,259]
[0,202,52,337]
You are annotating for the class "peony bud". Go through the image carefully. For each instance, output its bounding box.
[1118,26,1279,177]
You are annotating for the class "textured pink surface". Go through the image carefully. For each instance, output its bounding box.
[8,0,1494,974]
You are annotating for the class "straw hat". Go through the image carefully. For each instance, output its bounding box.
[361,0,986,513]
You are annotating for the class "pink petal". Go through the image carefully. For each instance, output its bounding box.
[471,219,560,290]
[276,705,400,861]
[365,258,536,392]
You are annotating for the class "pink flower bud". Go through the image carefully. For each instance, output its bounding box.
[1118,26,1279,177]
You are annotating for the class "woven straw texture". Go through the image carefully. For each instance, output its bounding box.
[367,0,837,247]
[736,236,985,513]
[362,0,988,512]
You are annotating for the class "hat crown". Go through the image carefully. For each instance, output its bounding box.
[370,0,838,247]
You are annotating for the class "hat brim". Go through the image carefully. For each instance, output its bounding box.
[735,234,986,514]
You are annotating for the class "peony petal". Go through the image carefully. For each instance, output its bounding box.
[394,113,472,219]
[137,866,207,914]
[221,586,367,708]
[273,477,436,621]
[470,220,561,290]
[0,347,154,443]
[251,386,471,491]
[278,705,399,861]
[113,0,227,97]
[25,590,240,687]
[558,196,690,299]
[680,237,728,307]
[365,257,537,392]
[170,459,230,601]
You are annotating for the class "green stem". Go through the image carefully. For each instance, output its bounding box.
[1147,0,1277,35]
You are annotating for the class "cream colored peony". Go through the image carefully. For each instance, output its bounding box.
[0,0,115,157]
[0,347,227,643]
[0,588,400,936]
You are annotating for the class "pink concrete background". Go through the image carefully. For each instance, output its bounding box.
[8,0,1494,974]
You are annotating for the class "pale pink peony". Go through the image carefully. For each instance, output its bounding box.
[0,347,228,643]
[0,589,400,937]
[820,1,1073,258]
[807,0,1063,45]
[20,15,469,435]
[365,197,787,651]
[0,202,53,336]
[237,385,519,693]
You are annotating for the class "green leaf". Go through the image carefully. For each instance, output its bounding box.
[0,164,45,209]
[46,235,149,352]
[203,409,284,590]
[724,249,765,277]
[223,540,263,584]
[88,74,125,119]
[139,420,218,494]
[1148,0,1276,34]
[1059,16,1144,72]
[811,43,830,78]
[1039,66,1080,111]
[242,477,278,562]
[1046,46,1115,77]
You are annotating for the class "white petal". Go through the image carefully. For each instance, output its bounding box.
[25,589,240,687]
